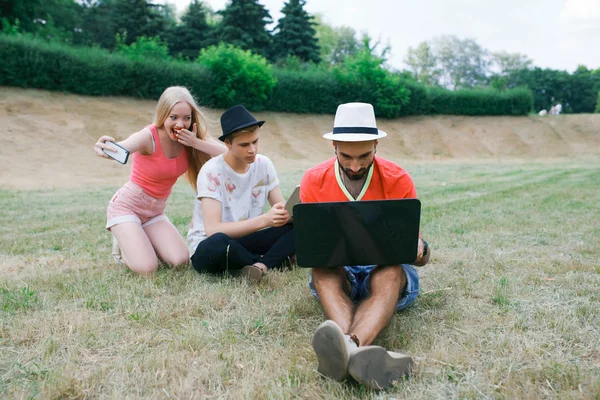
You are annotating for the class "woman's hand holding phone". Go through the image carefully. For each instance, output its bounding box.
[94,135,130,164]
[94,135,116,158]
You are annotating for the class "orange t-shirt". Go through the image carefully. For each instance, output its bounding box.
[300,156,416,203]
[130,125,188,199]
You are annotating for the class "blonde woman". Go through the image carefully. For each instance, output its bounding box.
[94,87,226,275]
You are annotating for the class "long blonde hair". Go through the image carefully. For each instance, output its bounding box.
[153,86,211,191]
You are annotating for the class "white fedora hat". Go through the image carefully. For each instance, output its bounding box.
[323,102,387,142]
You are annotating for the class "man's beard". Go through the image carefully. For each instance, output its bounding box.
[340,159,374,181]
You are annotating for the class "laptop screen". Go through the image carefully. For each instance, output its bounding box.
[293,199,421,268]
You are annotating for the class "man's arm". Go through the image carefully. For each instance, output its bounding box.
[267,186,285,206]
[201,197,288,239]
[413,229,430,266]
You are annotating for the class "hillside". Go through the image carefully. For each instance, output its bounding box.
[1,87,599,190]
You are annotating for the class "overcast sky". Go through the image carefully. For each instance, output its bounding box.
[160,0,600,72]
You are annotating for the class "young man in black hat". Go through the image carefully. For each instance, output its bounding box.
[187,105,295,282]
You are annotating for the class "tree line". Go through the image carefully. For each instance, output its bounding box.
[404,36,600,113]
[1,0,321,63]
[2,0,599,114]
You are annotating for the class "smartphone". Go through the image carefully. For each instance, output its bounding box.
[102,142,130,164]
[285,185,301,216]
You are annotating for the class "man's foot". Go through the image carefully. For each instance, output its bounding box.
[231,265,263,282]
[312,320,354,381]
[348,346,413,389]
[111,235,124,266]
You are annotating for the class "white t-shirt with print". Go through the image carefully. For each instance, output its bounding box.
[187,154,279,256]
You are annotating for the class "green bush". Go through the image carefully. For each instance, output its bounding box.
[267,67,350,114]
[595,92,600,113]
[427,87,533,116]
[267,52,418,118]
[0,35,217,102]
[115,34,171,62]
[394,78,431,116]
[333,49,410,118]
[1,17,20,36]
[0,34,533,117]
[196,43,276,110]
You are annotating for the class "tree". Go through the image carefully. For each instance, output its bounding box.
[216,0,272,59]
[312,14,359,65]
[506,67,570,112]
[359,33,391,64]
[334,36,410,118]
[490,51,533,76]
[1,0,83,42]
[167,0,214,60]
[112,0,175,47]
[77,0,118,48]
[433,35,489,89]
[404,41,440,86]
[272,0,320,63]
[569,65,598,113]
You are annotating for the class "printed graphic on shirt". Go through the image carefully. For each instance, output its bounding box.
[224,178,236,201]
[207,171,220,192]
[251,174,271,207]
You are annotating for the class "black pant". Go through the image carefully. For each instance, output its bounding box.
[191,224,295,274]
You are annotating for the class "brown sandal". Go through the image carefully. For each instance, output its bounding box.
[235,265,263,282]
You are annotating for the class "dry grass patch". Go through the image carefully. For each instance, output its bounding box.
[1,163,599,399]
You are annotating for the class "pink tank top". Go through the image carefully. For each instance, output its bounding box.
[130,125,188,199]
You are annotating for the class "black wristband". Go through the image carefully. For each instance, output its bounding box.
[422,240,428,257]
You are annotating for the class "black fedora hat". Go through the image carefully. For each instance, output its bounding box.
[219,105,265,141]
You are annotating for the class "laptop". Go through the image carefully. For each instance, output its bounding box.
[293,199,421,268]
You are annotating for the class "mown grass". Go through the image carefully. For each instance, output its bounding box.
[1,161,599,399]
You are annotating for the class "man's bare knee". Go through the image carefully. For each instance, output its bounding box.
[313,267,353,299]
[313,267,346,288]
[312,267,344,282]
[369,265,406,296]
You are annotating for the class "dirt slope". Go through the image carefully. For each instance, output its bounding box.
[1,87,599,190]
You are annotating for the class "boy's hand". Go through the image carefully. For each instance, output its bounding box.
[265,202,289,227]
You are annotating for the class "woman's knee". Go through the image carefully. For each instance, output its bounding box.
[162,250,190,267]
[127,259,159,276]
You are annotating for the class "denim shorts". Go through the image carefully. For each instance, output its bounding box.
[309,264,420,311]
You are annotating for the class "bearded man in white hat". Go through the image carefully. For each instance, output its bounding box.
[299,102,431,389]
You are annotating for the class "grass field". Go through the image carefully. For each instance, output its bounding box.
[1,161,599,399]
